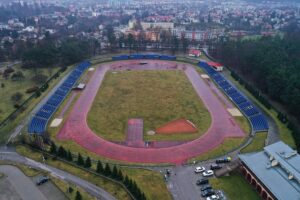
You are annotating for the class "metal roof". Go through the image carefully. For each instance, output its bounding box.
[239,141,300,200]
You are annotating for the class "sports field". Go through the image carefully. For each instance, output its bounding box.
[87,70,211,142]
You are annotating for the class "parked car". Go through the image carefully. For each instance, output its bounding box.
[36,176,49,186]
[216,157,231,164]
[210,164,222,170]
[166,169,171,176]
[195,166,205,173]
[201,189,216,197]
[203,170,214,177]
[206,194,220,200]
[196,178,209,185]
[200,184,212,191]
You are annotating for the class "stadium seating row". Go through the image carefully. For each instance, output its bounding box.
[112,54,176,61]
[199,61,269,132]
[28,61,91,134]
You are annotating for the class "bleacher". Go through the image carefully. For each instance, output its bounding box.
[112,54,176,61]
[198,60,269,132]
[28,61,91,134]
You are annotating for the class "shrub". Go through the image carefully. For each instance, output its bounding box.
[26,86,39,94]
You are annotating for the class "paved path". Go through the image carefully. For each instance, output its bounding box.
[0,165,47,200]
[0,150,116,200]
[57,60,245,164]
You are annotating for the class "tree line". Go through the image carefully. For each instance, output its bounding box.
[48,142,147,200]
[210,23,300,150]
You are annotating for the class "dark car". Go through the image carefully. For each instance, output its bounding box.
[196,178,209,185]
[216,157,232,164]
[200,184,212,191]
[201,189,215,197]
[36,176,49,186]
[210,164,222,170]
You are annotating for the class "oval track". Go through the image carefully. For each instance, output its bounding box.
[57,60,244,164]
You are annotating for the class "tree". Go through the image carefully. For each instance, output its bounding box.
[11,71,25,81]
[49,142,57,154]
[104,163,111,176]
[75,191,82,200]
[117,169,123,181]
[84,156,92,168]
[105,24,116,50]
[67,150,73,161]
[57,146,66,158]
[96,160,104,174]
[77,153,84,166]
[11,92,23,103]
[112,165,118,179]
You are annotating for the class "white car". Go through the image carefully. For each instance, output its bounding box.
[194,166,205,173]
[206,195,219,200]
[203,170,214,177]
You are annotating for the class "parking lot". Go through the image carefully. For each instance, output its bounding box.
[163,161,228,200]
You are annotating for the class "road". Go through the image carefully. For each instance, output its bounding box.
[0,165,48,200]
[0,149,116,200]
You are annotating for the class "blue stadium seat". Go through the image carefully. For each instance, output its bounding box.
[28,61,91,134]
[250,114,269,131]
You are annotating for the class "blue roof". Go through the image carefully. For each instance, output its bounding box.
[239,141,300,200]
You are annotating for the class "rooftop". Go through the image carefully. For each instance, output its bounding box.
[239,141,300,200]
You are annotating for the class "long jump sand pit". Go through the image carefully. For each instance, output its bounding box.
[57,60,245,164]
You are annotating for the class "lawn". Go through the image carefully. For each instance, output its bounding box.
[0,64,58,121]
[122,168,172,200]
[241,132,267,154]
[210,172,261,200]
[189,138,245,162]
[51,177,94,200]
[87,70,211,142]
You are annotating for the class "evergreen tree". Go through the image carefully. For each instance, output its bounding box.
[67,150,73,161]
[96,160,104,174]
[77,153,84,166]
[57,146,66,158]
[112,165,118,179]
[117,169,123,181]
[124,175,130,186]
[104,163,111,176]
[49,142,57,154]
[75,191,82,200]
[84,156,92,168]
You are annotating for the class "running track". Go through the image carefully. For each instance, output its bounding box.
[57,60,244,164]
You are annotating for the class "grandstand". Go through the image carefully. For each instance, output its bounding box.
[28,61,91,134]
[199,61,269,132]
[112,54,176,61]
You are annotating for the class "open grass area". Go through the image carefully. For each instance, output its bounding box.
[0,64,58,121]
[241,132,267,154]
[189,138,245,163]
[122,168,172,200]
[234,116,251,134]
[210,172,260,200]
[87,70,211,142]
[51,177,94,200]
[224,69,296,148]
[16,164,42,177]
[16,145,131,200]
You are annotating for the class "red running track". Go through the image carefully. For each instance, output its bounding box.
[57,60,245,164]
